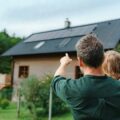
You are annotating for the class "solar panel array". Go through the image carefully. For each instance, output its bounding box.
[95,20,120,49]
[24,24,97,43]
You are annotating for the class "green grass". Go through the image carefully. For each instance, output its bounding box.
[0,103,73,120]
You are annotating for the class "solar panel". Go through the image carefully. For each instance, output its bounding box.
[24,24,97,43]
[94,20,120,49]
[59,38,71,48]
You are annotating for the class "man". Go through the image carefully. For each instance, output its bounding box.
[52,34,120,120]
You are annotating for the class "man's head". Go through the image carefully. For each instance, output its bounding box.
[76,34,104,69]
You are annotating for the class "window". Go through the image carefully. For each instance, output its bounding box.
[75,66,83,79]
[19,66,29,78]
[34,41,45,49]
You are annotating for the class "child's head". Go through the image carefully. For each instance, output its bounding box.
[102,50,120,80]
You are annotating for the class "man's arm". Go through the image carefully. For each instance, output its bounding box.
[54,53,72,77]
[52,53,73,101]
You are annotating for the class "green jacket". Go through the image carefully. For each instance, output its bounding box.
[52,75,120,120]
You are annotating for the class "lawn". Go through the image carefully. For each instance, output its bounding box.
[0,103,73,120]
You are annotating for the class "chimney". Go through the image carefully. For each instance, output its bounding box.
[64,18,71,28]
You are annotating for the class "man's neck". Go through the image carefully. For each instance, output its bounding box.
[83,66,105,76]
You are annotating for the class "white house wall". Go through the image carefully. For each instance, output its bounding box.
[12,55,78,101]
[13,55,78,84]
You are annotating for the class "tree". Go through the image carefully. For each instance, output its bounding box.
[0,30,21,73]
[115,43,120,52]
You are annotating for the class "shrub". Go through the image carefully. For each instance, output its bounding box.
[20,76,40,120]
[0,98,9,109]
[0,86,12,109]
[20,74,69,119]
[0,86,13,100]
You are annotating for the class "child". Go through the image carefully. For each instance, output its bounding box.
[102,50,120,80]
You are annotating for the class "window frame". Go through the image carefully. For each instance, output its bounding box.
[18,66,29,78]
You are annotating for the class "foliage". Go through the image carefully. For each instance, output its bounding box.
[115,43,120,52]
[0,29,21,73]
[20,74,69,120]
[0,98,9,109]
[0,86,13,109]
[0,86,13,100]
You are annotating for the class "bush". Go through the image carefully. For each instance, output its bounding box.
[0,98,9,109]
[20,74,69,119]
[0,86,12,109]
[0,86,13,100]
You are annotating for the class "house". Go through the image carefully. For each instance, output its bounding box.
[2,18,120,89]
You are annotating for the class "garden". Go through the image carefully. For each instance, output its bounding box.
[0,74,73,120]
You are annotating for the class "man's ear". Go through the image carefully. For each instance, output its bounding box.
[77,57,84,67]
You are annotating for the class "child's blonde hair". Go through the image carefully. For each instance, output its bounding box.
[102,50,120,80]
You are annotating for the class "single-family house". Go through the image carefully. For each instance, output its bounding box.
[3,18,120,90]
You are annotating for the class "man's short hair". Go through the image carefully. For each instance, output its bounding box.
[76,34,104,68]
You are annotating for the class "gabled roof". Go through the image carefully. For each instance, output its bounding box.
[3,18,120,56]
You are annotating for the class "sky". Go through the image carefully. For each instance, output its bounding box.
[0,0,120,37]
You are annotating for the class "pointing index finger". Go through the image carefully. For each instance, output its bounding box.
[65,53,69,57]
